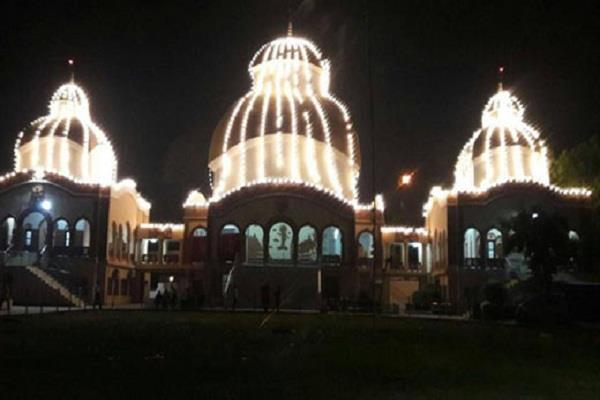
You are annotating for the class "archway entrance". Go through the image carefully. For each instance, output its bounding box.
[21,211,49,252]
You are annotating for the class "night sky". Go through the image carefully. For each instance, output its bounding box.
[1,1,599,224]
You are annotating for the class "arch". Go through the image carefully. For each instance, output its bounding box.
[53,218,70,248]
[117,224,124,258]
[269,222,294,262]
[357,230,374,260]
[298,225,318,263]
[244,224,264,264]
[22,211,49,251]
[121,223,129,258]
[219,223,240,262]
[0,216,16,251]
[486,228,503,259]
[190,226,208,263]
[74,218,91,248]
[568,230,580,242]
[322,226,342,264]
[109,221,117,257]
[463,228,481,262]
[126,222,134,256]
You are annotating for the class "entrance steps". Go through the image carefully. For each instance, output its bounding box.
[24,266,86,308]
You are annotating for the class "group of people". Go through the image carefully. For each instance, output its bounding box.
[153,287,178,309]
[228,284,282,313]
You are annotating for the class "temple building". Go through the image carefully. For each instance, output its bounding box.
[423,85,592,311]
[0,31,592,312]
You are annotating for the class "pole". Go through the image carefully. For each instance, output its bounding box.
[365,2,378,320]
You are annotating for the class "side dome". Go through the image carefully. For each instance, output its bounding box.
[454,88,549,191]
[208,31,360,204]
[14,82,117,185]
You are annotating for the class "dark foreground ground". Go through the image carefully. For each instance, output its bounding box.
[1,311,599,399]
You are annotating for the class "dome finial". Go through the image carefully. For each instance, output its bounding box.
[497,65,504,91]
[287,20,293,36]
[68,58,75,83]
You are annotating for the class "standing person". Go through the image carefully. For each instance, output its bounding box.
[261,284,270,313]
[231,285,239,312]
[274,286,281,312]
[170,287,178,309]
[93,283,103,310]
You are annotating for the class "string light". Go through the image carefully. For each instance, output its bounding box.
[14,82,117,185]
[209,33,360,204]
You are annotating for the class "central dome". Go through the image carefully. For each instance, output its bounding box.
[208,32,360,204]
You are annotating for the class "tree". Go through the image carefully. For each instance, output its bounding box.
[552,134,600,209]
[503,210,571,289]
[551,135,600,272]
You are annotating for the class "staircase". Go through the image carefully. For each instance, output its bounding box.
[24,266,86,308]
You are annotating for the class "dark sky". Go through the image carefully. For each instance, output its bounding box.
[1,0,599,224]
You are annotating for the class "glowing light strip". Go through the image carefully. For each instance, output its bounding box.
[303,111,321,182]
[258,84,271,180]
[286,83,299,180]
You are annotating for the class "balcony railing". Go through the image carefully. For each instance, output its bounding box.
[462,258,505,270]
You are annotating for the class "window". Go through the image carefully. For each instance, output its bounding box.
[1,217,16,250]
[74,219,91,248]
[219,224,240,262]
[322,226,342,264]
[190,227,208,263]
[389,243,404,268]
[463,228,481,259]
[141,238,160,263]
[163,240,181,263]
[269,222,293,262]
[22,211,47,251]
[568,230,580,241]
[118,225,124,258]
[357,231,374,260]
[298,225,317,263]
[25,230,33,247]
[408,242,422,269]
[53,219,70,247]
[245,224,264,264]
[486,229,502,259]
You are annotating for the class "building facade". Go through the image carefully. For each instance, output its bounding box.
[0,32,592,312]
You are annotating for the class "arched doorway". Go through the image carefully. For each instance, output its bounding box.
[21,211,49,252]
[0,216,16,251]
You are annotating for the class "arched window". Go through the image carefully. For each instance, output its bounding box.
[190,227,208,263]
[269,222,293,262]
[463,228,481,263]
[127,222,134,256]
[486,228,503,259]
[121,224,129,258]
[322,226,342,264]
[244,224,264,264]
[219,224,240,262]
[357,231,374,261]
[117,224,124,258]
[298,225,318,263]
[53,219,70,248]
[109,222,117,257]
[74,219,91,249]
[22,211,47,251]
[568,230,580,241]
[0,217,16,251]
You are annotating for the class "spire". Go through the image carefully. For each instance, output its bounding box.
[497,66,504,91]
[68,59,75,83]
[287,2,293,37]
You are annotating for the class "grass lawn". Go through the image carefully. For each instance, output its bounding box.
[1,311,599,399]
